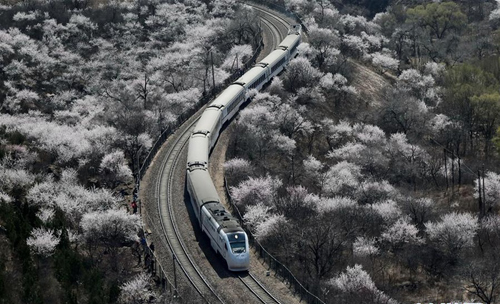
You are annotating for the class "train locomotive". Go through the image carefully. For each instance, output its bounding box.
[186,24,301,271]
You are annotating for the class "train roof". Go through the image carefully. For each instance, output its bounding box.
[187,169,243,233]
[193,107,222,134]
[187,135,209,168]
[257,49,287,67]
[234,66,266,87]
[210,84,245,108]
[279,34,300,49]
[204,203,244,233]
[187,169,219,204]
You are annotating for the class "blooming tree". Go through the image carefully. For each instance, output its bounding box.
[99,150,133,187]
[80,209,140,263]
[353,237,379,258]
[322,161,362,196]
[230,175,282,209]
[243,203,272,231]
[425,212,478,259]
[474,171,500,210]
[370,51,399,73]
[27,228,60,257]
[329,264,398,304]
[381,217,423,249]
[371,200,402,224]
[254,214,287,242]
[282,57,322,93]
[118,272,157,304]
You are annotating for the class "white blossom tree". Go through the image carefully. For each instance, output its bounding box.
[243,203,272,231]
[371,200,402,225]
[425,212,478,260]
[326,122,388,173]
[27,169,120,227]
[307,26,340,69]
[474,171,500,211]
[230,175,282,209]
[329,264,398,304]
[387,133,431,189]
[353,236,379,258]
[36,207,55,224]
[382,217,423,250]
[118,272,157,304]
[99,150,133,187]
[282,57,322,93]
[80,209,140,264]
[27,227,60,257]
[322,161,362,197]
[224,158,252,184]
[355,180,398,206]
[254,214,287,242]
[396,69,440,106]
[370,51,399,73]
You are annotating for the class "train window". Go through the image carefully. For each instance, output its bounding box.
[230,242,246,254]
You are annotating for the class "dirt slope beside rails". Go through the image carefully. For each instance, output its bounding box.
[350,60,394,107]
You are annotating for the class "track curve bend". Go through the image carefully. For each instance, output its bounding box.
[140,4,301,303]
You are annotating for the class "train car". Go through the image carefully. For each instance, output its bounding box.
[278,24,301,59]
[186,168,250,271]
[192,106,223,151]
[185,24,302,272]
[186,134,209,170]
[256,49,288,80]
[209,84,246,125]
[234,66,269,97]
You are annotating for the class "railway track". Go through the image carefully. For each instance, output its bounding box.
[156,116,226,304]
[239,273,284,304]
[251,4,291,40]
[148,4,296,304]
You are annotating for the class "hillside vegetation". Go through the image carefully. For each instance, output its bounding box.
[2,0,500,303]
[0,0,258,302]
[225,0,500,303]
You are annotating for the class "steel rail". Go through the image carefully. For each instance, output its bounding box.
[249,3,291,40]
[239,273,283,304]
[156,116,225,304]
[260,17,281,51]
[150,5,290,304]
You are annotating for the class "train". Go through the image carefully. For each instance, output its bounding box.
[185,24,301,271]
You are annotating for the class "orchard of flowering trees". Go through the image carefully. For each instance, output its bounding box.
[225,0,500,303]
[0,0,260,302]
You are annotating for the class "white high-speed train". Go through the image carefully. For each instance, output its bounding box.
[186,25,301,271]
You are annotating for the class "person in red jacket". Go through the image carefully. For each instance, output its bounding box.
[131,200,138,214]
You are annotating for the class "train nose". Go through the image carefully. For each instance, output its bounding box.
[238,254,250,264]
[230,253,250,269]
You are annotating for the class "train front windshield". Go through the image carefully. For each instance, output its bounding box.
[228,233,246,254]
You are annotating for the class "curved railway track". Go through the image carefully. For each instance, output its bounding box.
[156,116,225,304]
[251,4,290,40]
[147,4,297,303]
